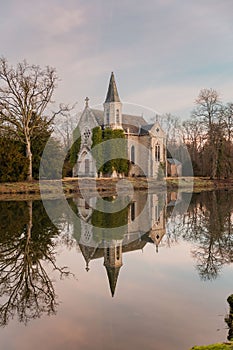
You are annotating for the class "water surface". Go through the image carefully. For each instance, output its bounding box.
[0,190,233,350]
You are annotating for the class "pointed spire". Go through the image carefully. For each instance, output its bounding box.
[105,72,120,103]
[105,266,121,297]
[79,243,97,272]
[86,262,90,272]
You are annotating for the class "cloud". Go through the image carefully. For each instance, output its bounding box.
[126,79,233,118]
[34,5,86,37]
[1,0,233,117]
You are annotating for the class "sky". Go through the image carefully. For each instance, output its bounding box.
[1,0,233,120]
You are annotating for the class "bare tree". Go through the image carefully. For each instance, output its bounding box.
[181,119,206,174]
[192,89,224,178]
[0,57,68,181]
[223,103,233,142]
[54,110,80,152]
[194,88,222,128]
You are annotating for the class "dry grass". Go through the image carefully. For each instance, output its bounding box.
[0,177,232,200]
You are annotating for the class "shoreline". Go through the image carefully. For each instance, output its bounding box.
[190,343,233,349]
[0,177,232,200]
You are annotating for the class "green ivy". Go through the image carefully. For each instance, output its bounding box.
[91,197,128,241]
[91,127,129,176]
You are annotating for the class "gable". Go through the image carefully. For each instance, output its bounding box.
[78,107,100,131]
[149,122,166,138]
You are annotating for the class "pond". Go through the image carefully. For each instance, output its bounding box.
[0,190,233,350]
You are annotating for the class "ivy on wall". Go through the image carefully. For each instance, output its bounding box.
[91,127,129,175]
[91,196,129,242]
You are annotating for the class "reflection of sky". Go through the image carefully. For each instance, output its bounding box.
[2,240,232,350]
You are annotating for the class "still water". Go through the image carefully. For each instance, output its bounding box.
[0,190,233,350]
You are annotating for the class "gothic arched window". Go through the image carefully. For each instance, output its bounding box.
[131,145,135,164]
[85,159,90,174]
[106,112,110,124]
[155,143,160,162]
[116,109,120,124]
[106,247,110,261]
[116,246,120,260]
[131,202,135,222]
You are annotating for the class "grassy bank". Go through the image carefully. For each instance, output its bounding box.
[0,177,232,198]
[190,343,233,349]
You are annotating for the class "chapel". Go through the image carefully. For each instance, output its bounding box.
[73,72,166,178]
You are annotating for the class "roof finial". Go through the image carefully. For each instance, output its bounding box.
[86,262,90,272]
[85,97,89,108]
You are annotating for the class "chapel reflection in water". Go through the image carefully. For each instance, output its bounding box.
[71,189,233,295]
[71,191,177,297]
[0,189,233,327]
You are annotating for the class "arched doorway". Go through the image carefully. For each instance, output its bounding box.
[85,158,90,175]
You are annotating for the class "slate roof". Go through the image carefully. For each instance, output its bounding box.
[139,124,154,135]
[91,109,104,125]
[91,109,149,135]
[105,72,121,103]
[121,113,147,126]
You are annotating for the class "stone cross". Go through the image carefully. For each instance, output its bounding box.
[85,97,89,107]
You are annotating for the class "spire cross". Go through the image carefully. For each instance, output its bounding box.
[85,97,89,107]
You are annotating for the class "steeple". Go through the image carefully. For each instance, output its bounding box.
[105,266,121,297]
[103,240,123,297]
[105,72,121,103]
[104,72,122,129]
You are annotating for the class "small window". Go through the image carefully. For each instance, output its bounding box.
[155,205,159,222]
[131,145,135,164]
[106,112,110,124]
[131,202,135,221]
[116,246,120,260]
[83,227,91,243]
[155,143,160,162]
[116,109,120,124]
[85,159,89,174]
[106,247,110,260]
[84,128,91,142]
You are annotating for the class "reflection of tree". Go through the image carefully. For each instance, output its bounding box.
[0,200,70,326]
[179,191,233,280]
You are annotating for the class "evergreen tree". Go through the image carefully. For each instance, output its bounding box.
[0,137,28,182]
